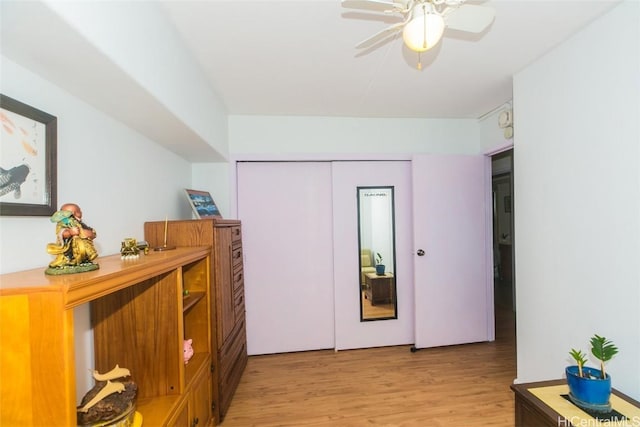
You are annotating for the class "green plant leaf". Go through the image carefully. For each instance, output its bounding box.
[590,334,619,363]
[590,334,618,379]
[569,348,587,366]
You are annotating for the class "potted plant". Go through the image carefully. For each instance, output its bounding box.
[566,334,619,412]
[375,252,385,275]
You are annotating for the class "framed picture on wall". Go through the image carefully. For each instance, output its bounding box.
[184,188,222,219]
[0,94,57,216]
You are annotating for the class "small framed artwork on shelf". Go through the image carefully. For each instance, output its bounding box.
[184,188,222,219]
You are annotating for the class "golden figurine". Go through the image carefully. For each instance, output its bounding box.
[120,238,140,260]
[46,203,99,275]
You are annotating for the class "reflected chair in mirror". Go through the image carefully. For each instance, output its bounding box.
[360,249,377,288]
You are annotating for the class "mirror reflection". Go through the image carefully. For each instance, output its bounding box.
[358,186,397,321]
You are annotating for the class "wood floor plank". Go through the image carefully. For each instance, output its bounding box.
[223,304,516,426]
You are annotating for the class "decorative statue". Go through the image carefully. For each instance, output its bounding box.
[46,203,99,275]
[120,238,140,260]
[77,364,137,425]
[183,339,194,364]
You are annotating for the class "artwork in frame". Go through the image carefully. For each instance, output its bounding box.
[184,189,222,219]
[0,94,57,216]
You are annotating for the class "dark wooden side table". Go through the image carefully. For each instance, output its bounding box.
[364,272,394,305]
[511,379,640,427]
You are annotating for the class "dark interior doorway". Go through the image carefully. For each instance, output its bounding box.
[492,149,515,341]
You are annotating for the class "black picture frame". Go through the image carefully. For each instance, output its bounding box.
[0,94,57,216]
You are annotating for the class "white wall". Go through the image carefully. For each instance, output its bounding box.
[0,56,193,274]
[513,0,639,399]
[43,0,228,161]
[192,162,231,218]
[229,115,480,155]
[218,114,482,214]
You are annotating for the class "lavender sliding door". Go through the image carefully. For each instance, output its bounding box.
[237,161,335,355]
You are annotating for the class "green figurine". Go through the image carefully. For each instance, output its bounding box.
[46,203,99,275]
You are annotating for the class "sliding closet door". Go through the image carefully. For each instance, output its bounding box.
[237,162,335,355]
[332,161,414,350]
[412,154,494,349]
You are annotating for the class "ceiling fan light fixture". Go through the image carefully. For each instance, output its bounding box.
[402,7,445,53]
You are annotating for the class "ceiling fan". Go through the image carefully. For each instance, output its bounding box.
[342,0,495,69]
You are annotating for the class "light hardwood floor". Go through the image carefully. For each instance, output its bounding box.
[222,301,516,426]
[361,291,395,319]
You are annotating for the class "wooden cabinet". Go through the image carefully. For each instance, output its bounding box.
[364,272,395,305]
[165,352,211,427]
[145,219,248,424]
[511,379,640,427]
[166,398,189,427]
[189,359,213,427]
[0,247,212,427]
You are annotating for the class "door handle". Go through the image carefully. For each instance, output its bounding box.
[417,249,425,256]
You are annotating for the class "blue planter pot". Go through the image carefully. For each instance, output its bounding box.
[566,366,612,411]
[375,264,386,275]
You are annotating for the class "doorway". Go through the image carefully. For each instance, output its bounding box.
[491,149,515,342]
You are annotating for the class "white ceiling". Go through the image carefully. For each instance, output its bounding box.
[0,0,622,160]
[159,0,621,119]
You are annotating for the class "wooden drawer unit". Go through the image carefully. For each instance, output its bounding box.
[218,321,246,381]
[232,244,243,269]
[218,322,248,420]
[234,292,245,320]
[233,268,244,294]
[231,225,242,244]
[233,267,245,321]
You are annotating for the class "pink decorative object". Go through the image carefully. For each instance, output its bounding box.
[183,339,194,364]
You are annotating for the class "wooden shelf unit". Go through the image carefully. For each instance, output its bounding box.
[0,246,212,427]
[145,219,248,424]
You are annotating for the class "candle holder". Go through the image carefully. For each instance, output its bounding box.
[153,216,176,251]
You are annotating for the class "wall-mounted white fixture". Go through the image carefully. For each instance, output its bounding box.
[498,109,514,139]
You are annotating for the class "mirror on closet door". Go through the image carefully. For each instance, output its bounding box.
[357,186,398,321]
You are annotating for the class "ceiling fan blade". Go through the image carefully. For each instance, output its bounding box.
[355,21,405,49]
[444,4,495,33]
[342,0,406,13]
